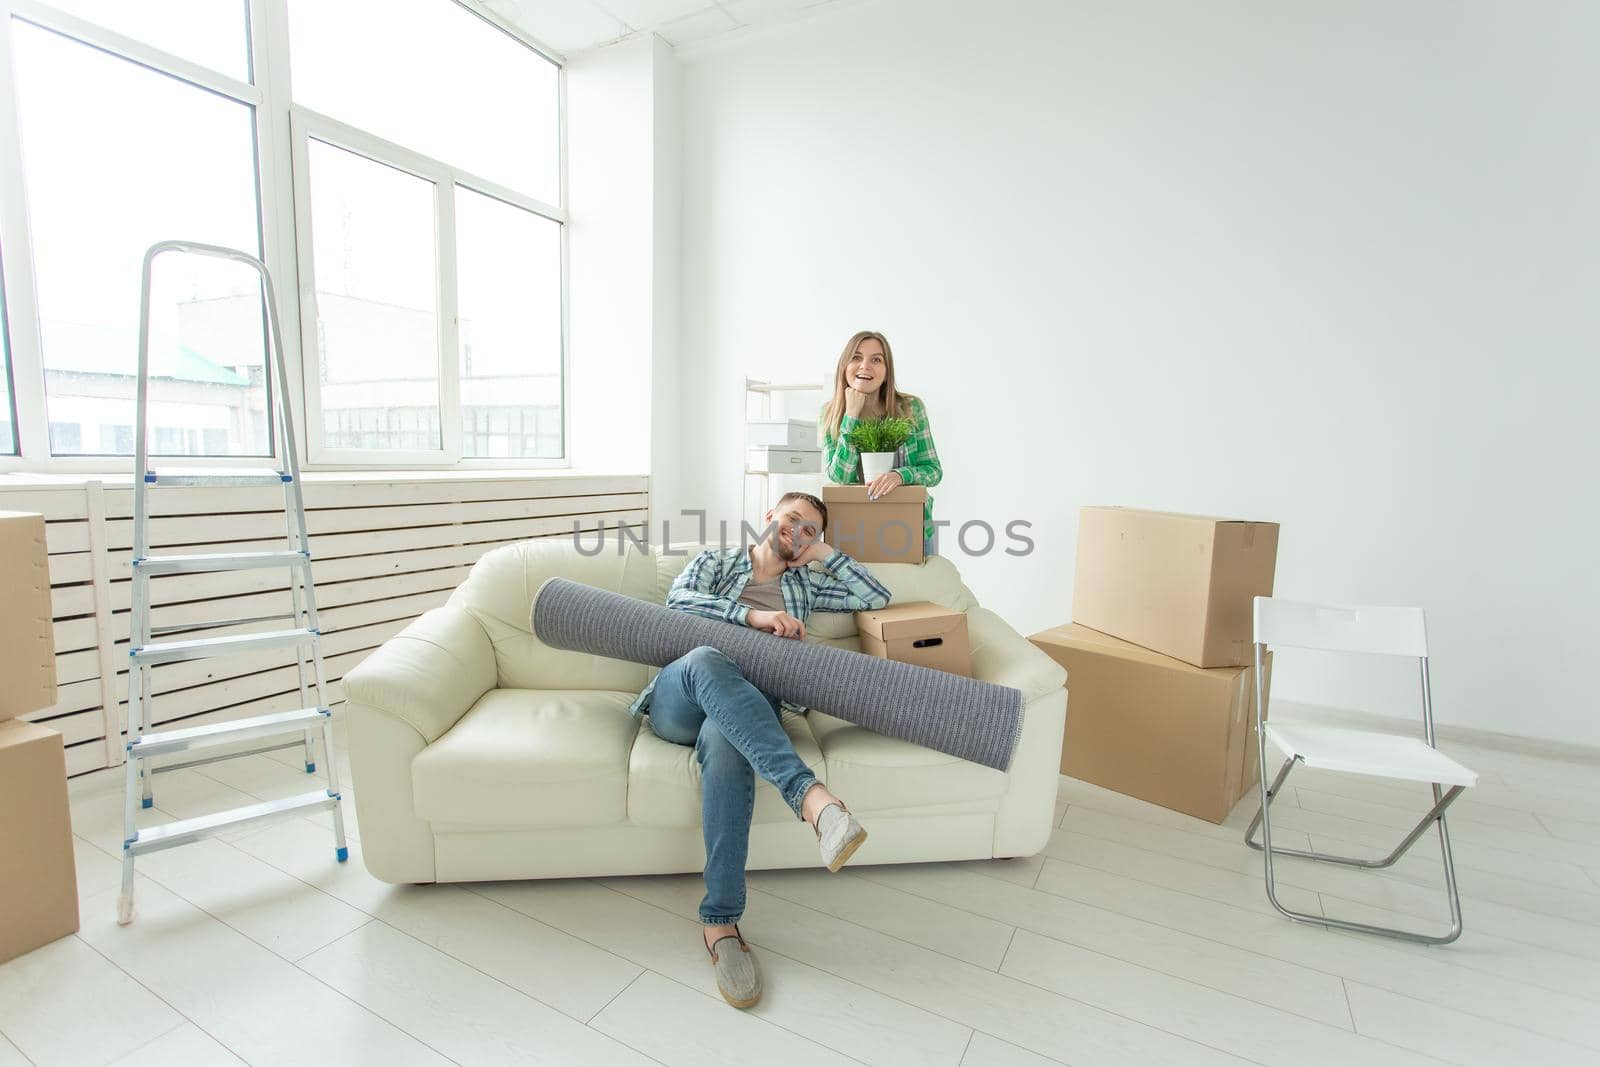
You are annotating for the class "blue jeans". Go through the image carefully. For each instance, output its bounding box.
[646,645,818,926]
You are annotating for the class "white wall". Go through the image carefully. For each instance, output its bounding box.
[566,37,681,482]
[673,0,1600,745]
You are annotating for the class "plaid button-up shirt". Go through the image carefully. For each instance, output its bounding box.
[628,545,892,717]
[820,395,943,545]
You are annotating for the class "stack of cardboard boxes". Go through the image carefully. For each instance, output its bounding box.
[1030,507,1280,823]
[1,511,79,964]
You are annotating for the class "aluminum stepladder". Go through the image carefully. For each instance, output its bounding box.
[118,240,348,925]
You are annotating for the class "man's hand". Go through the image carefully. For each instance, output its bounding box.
[748,609,806,639]
[789,539,834,568]
[844,388,868,419]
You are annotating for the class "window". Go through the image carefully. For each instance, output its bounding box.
[0,254,15,455]
[287,0,559,206]
[0,0,565,469]
[304,139,442,453]
[7,14,269,458]
[455,187,563,459]
[32,0,251,80]
[288,0,565,462]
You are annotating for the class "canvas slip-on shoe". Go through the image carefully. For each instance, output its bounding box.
[707,927,761,1009]
[815,802,867,873]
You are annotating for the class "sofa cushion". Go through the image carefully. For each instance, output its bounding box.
[413,689,637,827]
[450,536,659,693]
[807,710,1009,811]
[627,710,827,827]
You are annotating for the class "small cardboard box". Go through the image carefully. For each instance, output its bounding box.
[0,719,79,963]
[1072,506,1279,668]
[823,485,927,564]
[0,511,58,722]
[856,601,972,677]
[1029,623,1272,824]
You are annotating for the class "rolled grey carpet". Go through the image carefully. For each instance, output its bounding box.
[530,577,1023,771]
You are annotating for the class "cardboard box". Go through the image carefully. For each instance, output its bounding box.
[1029,623,1272,824]
[1072,506,1279,668]
[0,719,79,963]
[0,512,58,722]
[856,601,971,677]
[823,485,927,564]
[747,419,816,448]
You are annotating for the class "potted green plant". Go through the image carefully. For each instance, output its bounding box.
[844,415,914,486]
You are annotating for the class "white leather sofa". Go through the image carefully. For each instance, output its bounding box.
[342,537,1068,885]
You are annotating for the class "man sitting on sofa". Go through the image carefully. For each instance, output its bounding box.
[631,490,891,1009]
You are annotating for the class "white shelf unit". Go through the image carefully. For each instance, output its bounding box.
[743,378,826,521]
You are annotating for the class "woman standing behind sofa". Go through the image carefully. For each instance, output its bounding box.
[819,330,943,554]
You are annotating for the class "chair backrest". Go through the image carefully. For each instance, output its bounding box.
[1253,597,1429,658]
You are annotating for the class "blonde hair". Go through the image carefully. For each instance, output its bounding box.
[820,330,918,441]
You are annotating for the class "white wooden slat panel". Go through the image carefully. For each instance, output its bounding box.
[115,615,428,705]
[99,474,648,518]
[46,521,91,553]
[106,537,544,611]
[0,491,89,520]
[47,553,94,584]
[28,678,103,719]
[53,616,98,653]
[104,491,648,549]
[108,567,471,641]
[107,647,375,736]
[55,649,100,686]
[27,707,105,747]
[103,509,648,577]
[52,584,96,617]
[6,477,648,775]
[109,587,451,655]
[64,741,107,777]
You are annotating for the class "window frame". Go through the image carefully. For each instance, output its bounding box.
[290,107,568,467]
[0,0,569,473]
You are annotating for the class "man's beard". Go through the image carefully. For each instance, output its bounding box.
[772,535,798,562]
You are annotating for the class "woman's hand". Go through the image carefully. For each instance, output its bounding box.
[747,609,806,639]
[844,388,868,419]
[867,469,904,500]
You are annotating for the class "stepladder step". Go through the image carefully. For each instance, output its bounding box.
[145,468,291,487]
[130,627,319,665]
[134,550,310,575]
[129,706,330,760]
[125,789,339,857]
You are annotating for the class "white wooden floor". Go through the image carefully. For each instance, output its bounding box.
[4,729,1599,1066]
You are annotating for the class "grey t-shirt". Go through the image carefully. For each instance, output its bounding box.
[738,574,787,614]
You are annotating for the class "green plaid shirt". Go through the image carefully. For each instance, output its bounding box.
[820,395,943,544]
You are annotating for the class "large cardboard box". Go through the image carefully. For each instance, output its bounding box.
[1072,506,1279,668]
[0,719,79,963]
[856,601,971,677]
[0,512,58,722]
[1029,623,1272,824]
[823,485,927,564]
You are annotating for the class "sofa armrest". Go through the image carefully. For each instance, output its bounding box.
[967,606,1067,703]
[343,605,497,745]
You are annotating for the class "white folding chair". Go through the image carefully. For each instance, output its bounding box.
[1244,597,1477,945]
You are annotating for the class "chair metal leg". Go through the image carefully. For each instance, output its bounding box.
[1248,756,1467,945]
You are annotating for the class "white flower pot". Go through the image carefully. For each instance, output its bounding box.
[861,451,898,484]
